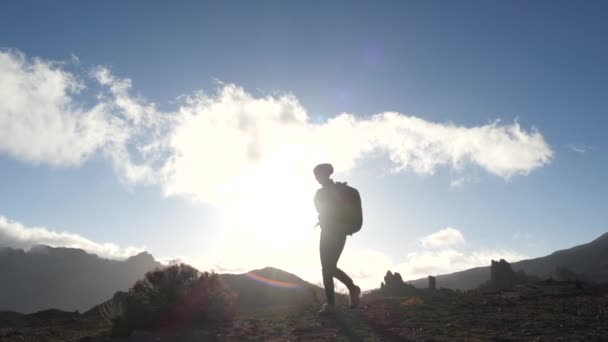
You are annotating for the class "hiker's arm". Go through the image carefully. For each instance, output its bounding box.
[314,190,324,224]
[314,189,335,226]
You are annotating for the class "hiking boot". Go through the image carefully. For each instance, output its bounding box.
[318,303,336,315]
[349,285,361,308]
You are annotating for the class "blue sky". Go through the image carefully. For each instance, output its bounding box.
[0,1,606,288]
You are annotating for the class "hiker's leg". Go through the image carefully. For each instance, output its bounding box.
[328,229,360,308]
[320,235,335,305]
[334,267,355,291]
[327,228,355,290]
[320,229,346,305]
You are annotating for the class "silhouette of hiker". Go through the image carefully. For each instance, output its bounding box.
[313,163,361,314]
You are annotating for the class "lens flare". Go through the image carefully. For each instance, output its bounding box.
[245,271,303,289]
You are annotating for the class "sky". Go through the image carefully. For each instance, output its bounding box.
[1,1,607,290]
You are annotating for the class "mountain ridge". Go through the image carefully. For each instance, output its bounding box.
[219,266,324,310]
[2,231,607,313]
[407,231,608,290]
[0,245,162,313]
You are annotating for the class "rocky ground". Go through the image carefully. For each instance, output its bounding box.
[361,285,608,341]
[0,313,106,342]
[2,284,607,341]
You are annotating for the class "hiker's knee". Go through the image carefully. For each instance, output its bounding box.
[322,264,337,278]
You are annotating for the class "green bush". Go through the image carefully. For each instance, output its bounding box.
[111,263,236,337]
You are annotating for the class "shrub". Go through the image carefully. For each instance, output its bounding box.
[111,263,236,337]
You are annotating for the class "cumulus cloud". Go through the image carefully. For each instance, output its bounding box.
[0,50,553,206]
[339,244,528,290]
[393,248,527,280]
[160,85,315,205]
[0,50,113,166]
[155,86,554,205]
[336,228,527,289]
[419,227,465,248]
[0,50,161,187]
[0,215,144,259]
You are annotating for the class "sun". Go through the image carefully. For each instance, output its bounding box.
[247,177,316,252]
[219,154,321,253]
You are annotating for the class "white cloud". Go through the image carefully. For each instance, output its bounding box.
[419,227,465,248]
[153,86,554,207]
[335,228,527,289]
[566,143,589,154]
[0,50,553,207]
[393,248,527,280]
[0,50,160,187]
[159,85,315,205]
[352,114,552,179]
[0,50,113,166]
[338,240,527,289]
[0,215,144,259]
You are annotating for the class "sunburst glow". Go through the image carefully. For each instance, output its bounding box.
[214,146,325,256]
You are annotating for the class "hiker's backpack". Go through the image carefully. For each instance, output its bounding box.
[333,182,363,235]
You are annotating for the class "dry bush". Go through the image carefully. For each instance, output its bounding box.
[111,263,236,337]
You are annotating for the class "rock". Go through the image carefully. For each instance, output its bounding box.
[428,276,436,290]
[490,259,517,290]
[380,270,417,296]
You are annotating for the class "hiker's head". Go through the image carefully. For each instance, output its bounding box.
[313,163,333,185]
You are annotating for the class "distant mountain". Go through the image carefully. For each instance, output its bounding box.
[219,267,325,309]
[407,232,608,290]
[0,245,161,313]
[81,267,324,325]
[1,242,325,314]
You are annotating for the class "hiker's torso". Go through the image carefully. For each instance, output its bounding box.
[314,182,348,234]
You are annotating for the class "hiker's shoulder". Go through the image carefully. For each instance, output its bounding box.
[314,187,325,198]
[334,181,353,190]
[314,185,335,199]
